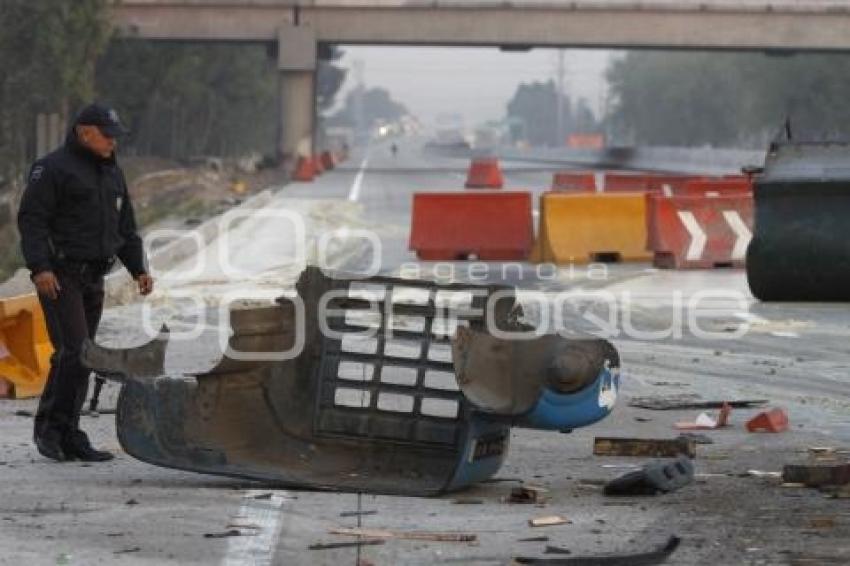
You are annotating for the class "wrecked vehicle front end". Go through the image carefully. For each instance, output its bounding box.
[83,268,620,495]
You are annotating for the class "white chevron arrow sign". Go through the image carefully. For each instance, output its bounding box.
[722,210,752,260]
[676,209,752,261]
[676,210,707,260]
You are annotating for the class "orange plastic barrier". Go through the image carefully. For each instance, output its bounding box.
[551,171,596,192]
[0,294,52,399]
[567,133,604,149]
[465,158,503,189]
[604,172,702,194]
[409,192,533,260]
[293,156,315,182]
[678,176,752,197]
[646,175,702,196]
[320,151,336,171]
[646,193,754,269]
[603,172,654,192]
[533,192,652,264]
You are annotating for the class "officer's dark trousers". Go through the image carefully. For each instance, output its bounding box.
[34,267,104,443]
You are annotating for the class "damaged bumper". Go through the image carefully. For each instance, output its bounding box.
[83,267,620,495]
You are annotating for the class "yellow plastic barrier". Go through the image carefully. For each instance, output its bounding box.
[534,192,652,264]
[0,293,52,398]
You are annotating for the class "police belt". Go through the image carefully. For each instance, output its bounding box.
[56,256,117,277]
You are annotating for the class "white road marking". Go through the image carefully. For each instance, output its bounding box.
[733,312,799,338]
[222,490,291,566]
[722,210,752,260]
[347,154,370,202]
[734,311,769,324]
[677,210,707,260]
[770,331,800,338]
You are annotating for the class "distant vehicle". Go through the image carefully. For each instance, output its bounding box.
[391,142,398,156]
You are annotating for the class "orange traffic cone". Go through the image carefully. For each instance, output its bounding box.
[320,151,336,171]
[293,156,315,182]
[465,158,504,189]
[746,407,789,433]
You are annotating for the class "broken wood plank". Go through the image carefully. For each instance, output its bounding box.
[593,437,696,459]
[508,486,548,504]
[529,515,570,527]
[308,539,385,550]
[329,527,476,543]
[452,497,484,505]
[782,463,850,487]
[339,510,378,518]
[628,395,767,411]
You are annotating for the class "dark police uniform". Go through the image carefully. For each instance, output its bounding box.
[17,104,147,461]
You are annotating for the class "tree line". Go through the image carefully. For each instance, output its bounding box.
[507,50,850,148]
[0,1,347,193]
[603,50,850,147]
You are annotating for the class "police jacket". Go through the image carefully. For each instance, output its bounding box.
[17,130,146,277]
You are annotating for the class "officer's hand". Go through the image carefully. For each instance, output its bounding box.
[136,273,154,296]
[33,271,61,300]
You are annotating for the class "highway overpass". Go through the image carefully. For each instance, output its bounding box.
[112,0,850,165]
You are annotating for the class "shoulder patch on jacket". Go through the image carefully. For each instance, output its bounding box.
[29,165,44,182]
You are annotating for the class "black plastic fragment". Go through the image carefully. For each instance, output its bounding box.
[515,535,681,565]
[604,457,694,496]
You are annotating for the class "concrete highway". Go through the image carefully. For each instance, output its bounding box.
[0,137,848,565]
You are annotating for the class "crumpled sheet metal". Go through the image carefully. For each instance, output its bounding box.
[82,267,620,494]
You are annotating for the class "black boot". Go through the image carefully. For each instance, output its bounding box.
[35,430,70,462]
[63,429,114,462]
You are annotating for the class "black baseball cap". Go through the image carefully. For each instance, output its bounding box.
[75,103,129,138]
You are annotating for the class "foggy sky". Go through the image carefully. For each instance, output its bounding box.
[335,46,616,127]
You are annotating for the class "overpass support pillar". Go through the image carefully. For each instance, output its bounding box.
[278,25,317,170]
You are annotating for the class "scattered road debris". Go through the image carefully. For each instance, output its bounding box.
[744,470,782,479]
[125,499,139,506]
[339,510,378,518]
[782,463,850,487]
[226,522,262,532]
[807,446,847,458]
[675,403,731,430]
[329,527,477,543]
[593,437,696,458]
[518,536,550,542]
[529,515,570,527]
[514,535,681,565]
[308,539,385,550]
[822,485,850,499]
[628,394,767,411]
[604,457,694,496]
[545,545,572,554]
[808,517,837,529]
[509,486,549,504]
[452,497,484,505]
[677,433,714,445]
[203,530,242,539]
[113,547,141,555]
[13,410,32,417]
[746,407,789,433]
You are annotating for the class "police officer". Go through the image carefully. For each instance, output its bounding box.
[18,103,153,462]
